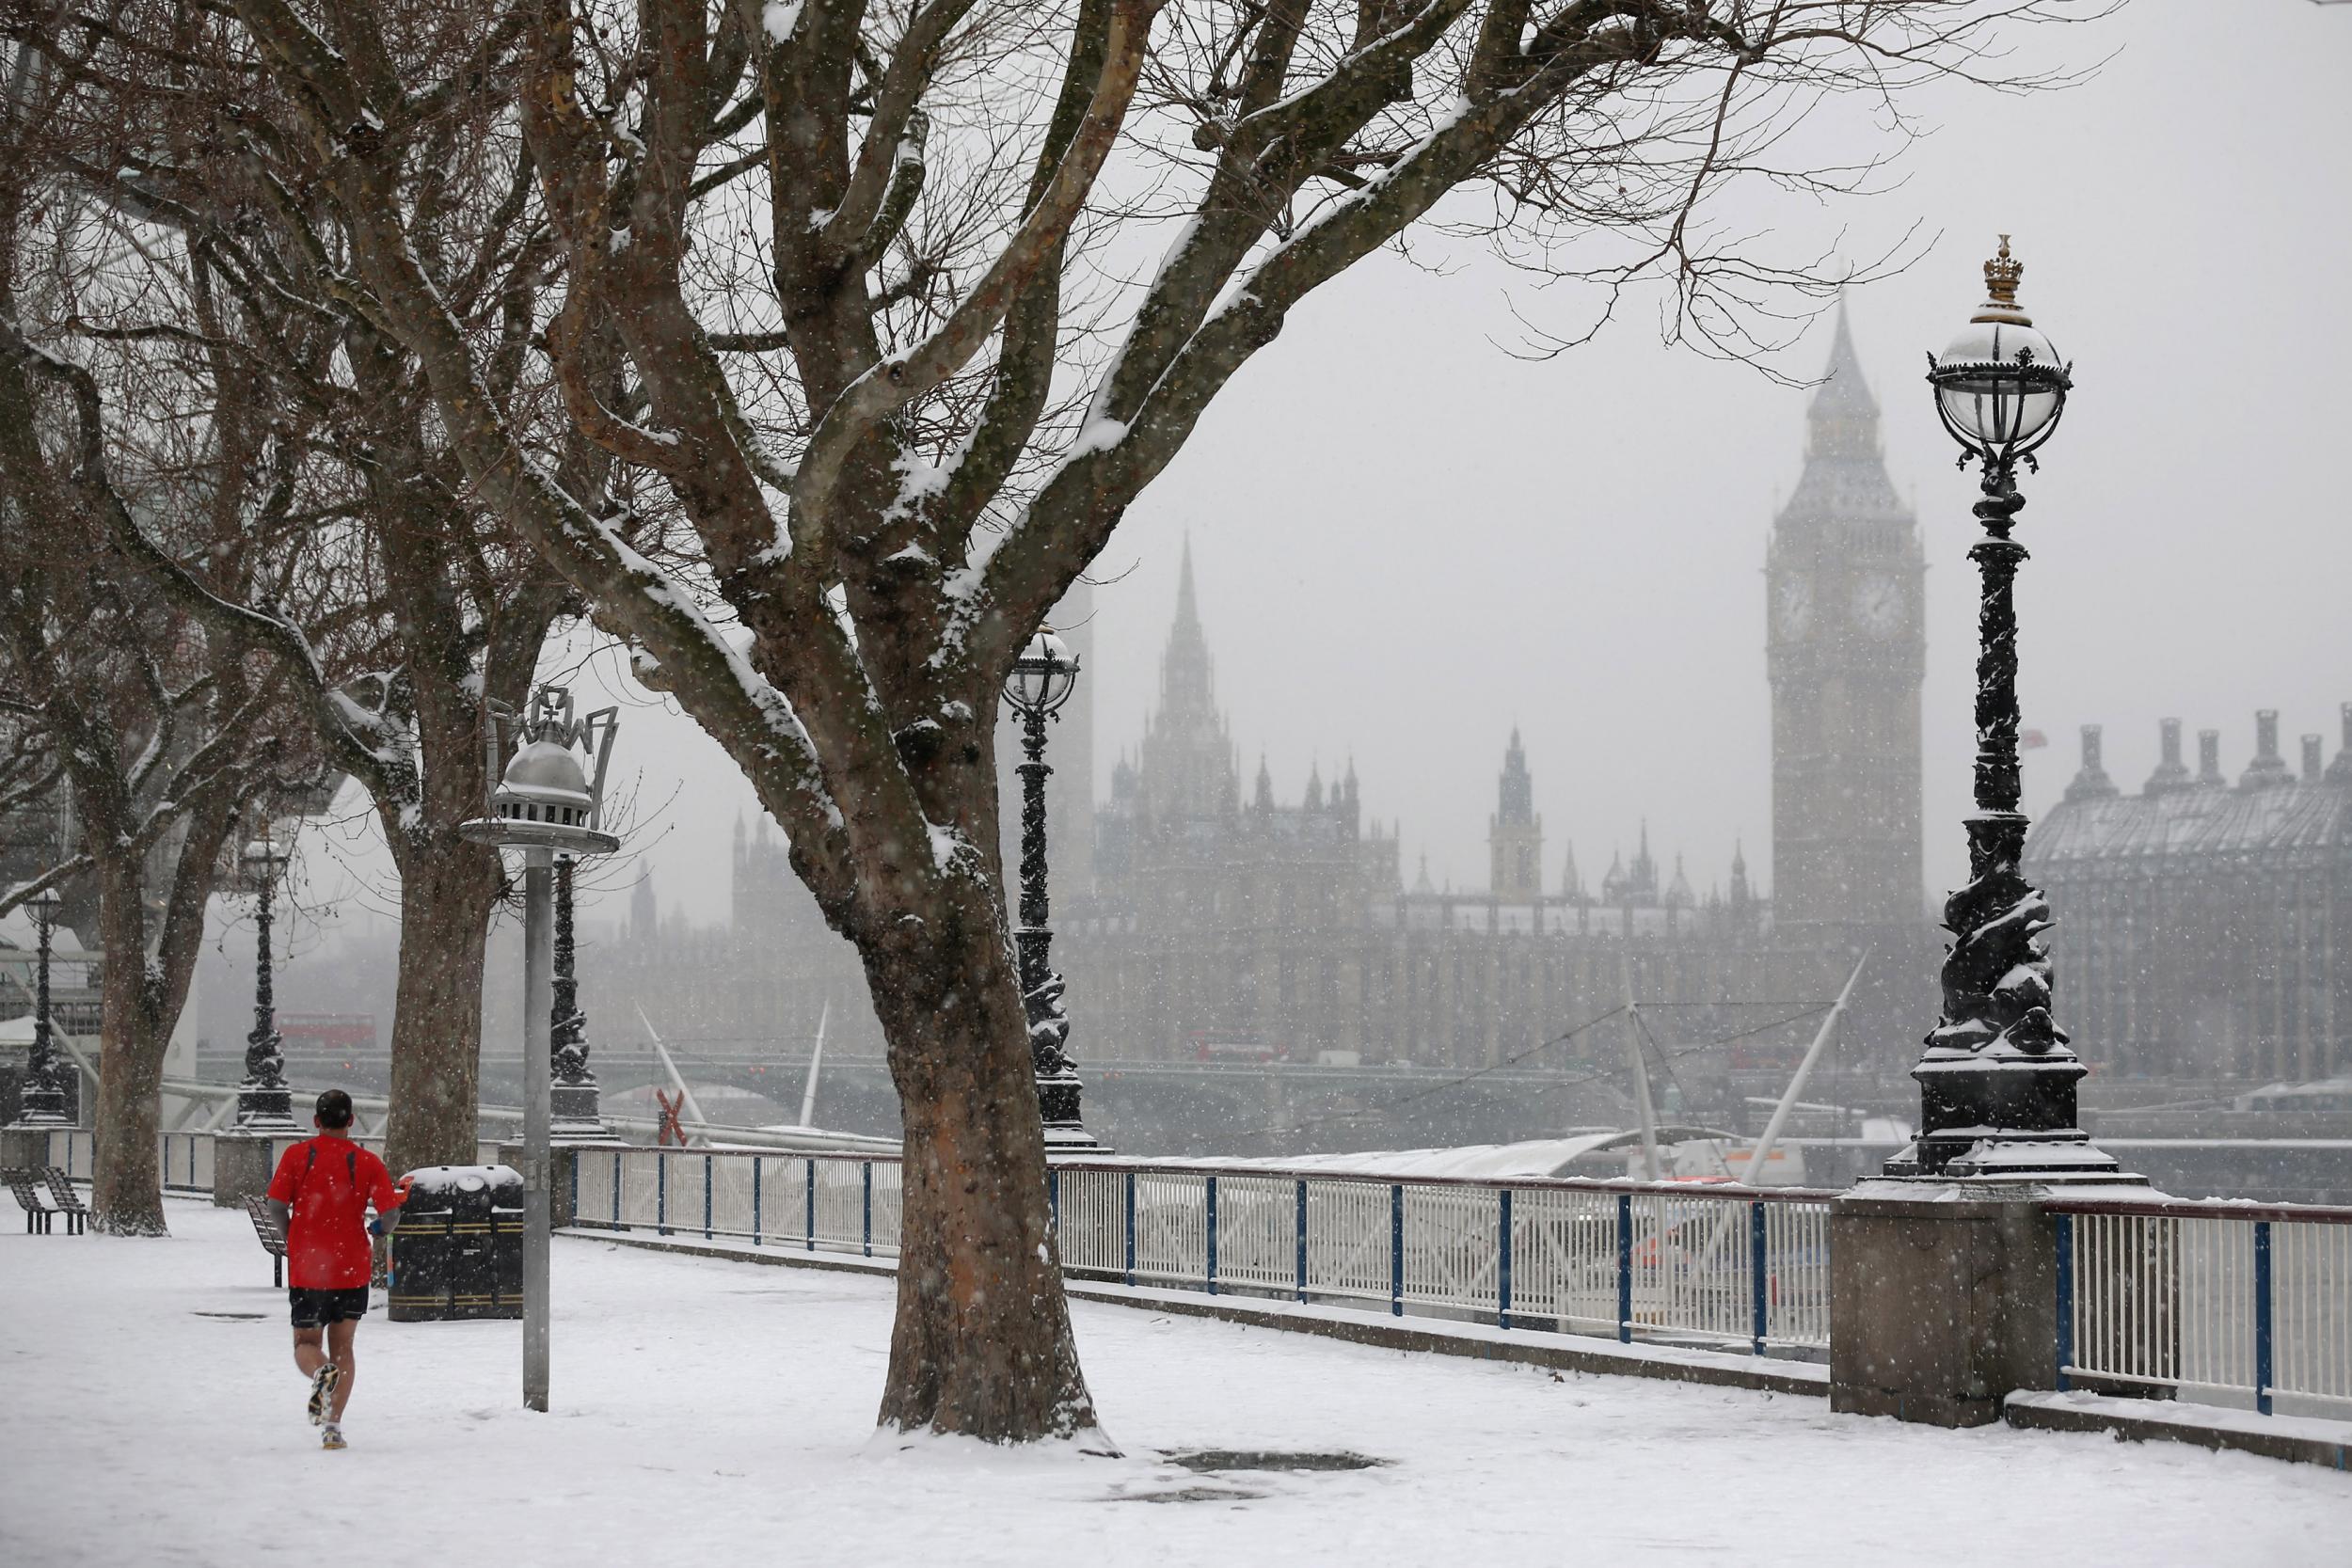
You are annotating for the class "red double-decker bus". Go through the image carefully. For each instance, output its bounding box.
[277,1013,378,1055]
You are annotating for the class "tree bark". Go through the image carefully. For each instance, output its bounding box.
[89,861,167,1236]
[866,875,1099,1442]
[382,842,506,1178]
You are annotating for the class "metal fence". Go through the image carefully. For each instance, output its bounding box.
[570,1149,1836,1358]
[2050,1196,2352,1421]
[33,1129,505,1196]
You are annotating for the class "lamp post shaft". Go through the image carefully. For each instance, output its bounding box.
[1892,457,2116,1180]
[18,901,67,1123]
[253,867,274,1042]
[1012,700,1096,1149]
[1967,472,2029,826]
[521,847,554,1411]
[1016,705,1053,960]
[33,899,51,1068]
[237,850,294,1131]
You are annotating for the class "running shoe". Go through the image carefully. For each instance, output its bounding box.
[321,1424,346,1450]
[308,1362,342,1426]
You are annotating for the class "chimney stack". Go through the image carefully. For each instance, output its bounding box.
[2333,703,2352,784]
[2144,718,2190,796]
[2303,735,2324,784]
[2240,708,2292,790]
[2064,723,2119,801]
[2198,729,2223,786]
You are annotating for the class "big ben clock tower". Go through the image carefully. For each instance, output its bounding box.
[1767,303,1926,932]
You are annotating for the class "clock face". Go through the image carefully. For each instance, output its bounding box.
[1851,574,1904,638]
[1773,576,1813,638]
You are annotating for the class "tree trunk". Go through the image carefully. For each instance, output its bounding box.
[866,880,1102,1443]
[88,862,167,1236]
[382,840,504,1178]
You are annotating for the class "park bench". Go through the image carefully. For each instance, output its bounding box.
[5,1167,63,1233]
[39,1168,88,1235]
[245,1195,288,1287]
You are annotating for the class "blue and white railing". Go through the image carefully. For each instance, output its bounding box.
[2049,1195,2352,1421]
[571,1148,1836,1359]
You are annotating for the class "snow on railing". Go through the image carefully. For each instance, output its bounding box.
[569,1148,1836,1358]
[2047,1195,2352,1421]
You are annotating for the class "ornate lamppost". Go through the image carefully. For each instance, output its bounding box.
[1002,628,1101,1152]
[235,833,298,1132]
[462,686,620,1412]
[548,854,611,1142]
[10,893,71,1128]
[1884,238,2119,1182]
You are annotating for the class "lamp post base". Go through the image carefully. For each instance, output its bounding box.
[1882,1045,2130,1182]
[235,1083,299,1133]
[549,1080,611,1145]
[1037,1071,1105,1154]
[12,1084,71,1127]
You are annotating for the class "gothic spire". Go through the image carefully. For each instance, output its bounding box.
[1808,294,1880,454]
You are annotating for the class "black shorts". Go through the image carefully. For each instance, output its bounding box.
[289,1288,370,1329]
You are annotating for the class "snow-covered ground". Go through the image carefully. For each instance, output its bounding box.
[4,1201,2346,1567]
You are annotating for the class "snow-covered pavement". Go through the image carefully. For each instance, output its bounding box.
[4,1200,2346,1567]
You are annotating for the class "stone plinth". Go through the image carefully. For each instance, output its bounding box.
[1,1125,65,1170]
[1829,1180,2062,1428]
[212,1133,279,1208]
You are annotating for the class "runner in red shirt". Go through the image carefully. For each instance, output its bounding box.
[265,1090,410,1449]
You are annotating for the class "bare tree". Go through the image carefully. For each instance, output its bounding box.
[0,288,321,1233]
[0,8,604,1179]
[194,0,2091,1436]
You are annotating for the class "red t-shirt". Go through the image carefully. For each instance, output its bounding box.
[266,1136,403,1290]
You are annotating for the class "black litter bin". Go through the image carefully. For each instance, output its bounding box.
[389,1164,525,1322]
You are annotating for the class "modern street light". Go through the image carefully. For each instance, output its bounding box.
[548,854,611,1142]
[1886,237,2119,1181]
[235,833,299,1132]
[1001,627,1101,1152]
[9,893,71,1128]
[461,685,620,1411]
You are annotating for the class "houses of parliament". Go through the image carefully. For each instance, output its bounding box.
[605,309,2349,1093]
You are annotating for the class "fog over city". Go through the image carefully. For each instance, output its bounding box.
[216,0,2349,995]
[14,3,2352,1534]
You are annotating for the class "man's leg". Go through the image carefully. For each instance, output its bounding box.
[325,1317,358,1423]
[293,1324,326,1378]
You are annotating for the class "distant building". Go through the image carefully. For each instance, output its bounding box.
[2028,709,2352,1081]
[1767,302,1927,936]
[1057,547,1902,1073]
[598,309,2341,1093]
[601,314,1944,1083]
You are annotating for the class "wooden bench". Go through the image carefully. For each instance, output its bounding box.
[245,1196,288,1287]
[5,1167,59,1233]
[38,1168,87,1235]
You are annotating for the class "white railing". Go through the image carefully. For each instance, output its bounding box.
[569,1149,1836,1358]
[30,1129,504,1196]
[2051,1196,2352,1421]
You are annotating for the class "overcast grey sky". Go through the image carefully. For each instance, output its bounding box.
[273,0,2350,947]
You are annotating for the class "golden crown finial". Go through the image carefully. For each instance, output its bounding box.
[1984,234,2023,305]
[1972,233,2031,326]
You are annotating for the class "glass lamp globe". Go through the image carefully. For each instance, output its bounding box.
[1005,628,1080,718]
[240,836,286,873]
[1928,236,2072,466]
[494,738,597,829]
